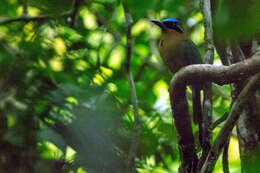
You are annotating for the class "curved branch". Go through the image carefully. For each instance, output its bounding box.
[170,47,260,91]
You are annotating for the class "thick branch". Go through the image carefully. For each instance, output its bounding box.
[169,83,198,173]
[200,72,260,173]
[170,47,260,91]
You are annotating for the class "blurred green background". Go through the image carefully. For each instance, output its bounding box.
[1,0,258,172]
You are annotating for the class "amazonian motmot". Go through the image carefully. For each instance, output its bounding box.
[151,18,203,126]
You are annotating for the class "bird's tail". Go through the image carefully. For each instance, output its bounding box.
[192,85,204,148]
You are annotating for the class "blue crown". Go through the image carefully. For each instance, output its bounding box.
[163,18,179,23]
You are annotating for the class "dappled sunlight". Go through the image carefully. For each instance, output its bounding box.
[107,82,118,92]
[49,57,63,71]
[38,141,63,160]
[153,80,170,113]
[229,137,240,162]
[65,146,76,162]
[132,19,150,36]
[87,30,103,47]
[54,37,67,55]
[75,59,90,71]
[77,167,87,173]
[93,73,104,85]
[191,23,204,45]
[100,66,113,77]
[108,45,125,69]
[80,7,97,30]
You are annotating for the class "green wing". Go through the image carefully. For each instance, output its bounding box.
[183,39,202,64]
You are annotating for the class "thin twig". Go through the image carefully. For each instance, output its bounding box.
[22,0,28,16]
[211,112,229,130]
[0,12,71,25]
[200,73,260,173]
[123,4,141,173]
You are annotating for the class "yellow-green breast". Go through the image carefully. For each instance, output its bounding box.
[158,31,193,74]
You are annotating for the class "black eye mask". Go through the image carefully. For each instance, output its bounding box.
[163,21,183,33]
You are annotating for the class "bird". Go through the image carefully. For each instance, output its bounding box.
[151,18,203,126]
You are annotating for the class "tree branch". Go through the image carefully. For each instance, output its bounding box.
[200,72,260,173]
[0,12,71,25]
[222,135,230,173]
[231,44,246,63]
[123,4,141,173]
[200,0,214,64]
[70,0,82,28]
[170,47,260,90]
[199,0,214,169]
[169,83,198,173]
[211,112,228,130]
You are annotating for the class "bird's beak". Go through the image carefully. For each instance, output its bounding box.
[150,20,164,30]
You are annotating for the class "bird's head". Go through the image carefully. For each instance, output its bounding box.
[151,18,183,33]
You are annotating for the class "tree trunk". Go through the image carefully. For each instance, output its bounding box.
[237,89,260,173]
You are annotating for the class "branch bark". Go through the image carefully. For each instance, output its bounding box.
[222,135,230,173]
[199,0,215,169]
[169,83,198,173]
